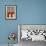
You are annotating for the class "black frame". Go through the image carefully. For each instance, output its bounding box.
[5,5,17,20]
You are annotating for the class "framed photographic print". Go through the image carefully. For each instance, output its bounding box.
[5,5,16,20]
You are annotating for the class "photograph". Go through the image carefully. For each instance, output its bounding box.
[5,5,16,20]
[18,24,46,46]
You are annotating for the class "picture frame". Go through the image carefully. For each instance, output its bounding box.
[5,5,16,20]
[18,24,46,42]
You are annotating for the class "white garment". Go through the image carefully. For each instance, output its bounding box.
[31,35,45,41]
[21,30,28,39]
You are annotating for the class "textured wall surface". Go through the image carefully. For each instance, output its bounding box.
[21,25,46,30]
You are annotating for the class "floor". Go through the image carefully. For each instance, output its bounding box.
[0,40,46,46]
[19,39,46,46]
[0,44,18,46]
